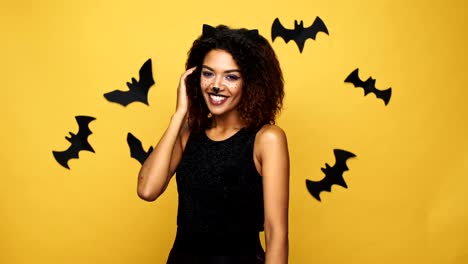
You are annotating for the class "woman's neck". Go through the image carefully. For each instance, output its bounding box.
[209,112,244,132]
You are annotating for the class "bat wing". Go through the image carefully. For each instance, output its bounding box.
[331,149,356,175]
[306,178,329,202]
[271,18,296,43]
[103,89,135,106]
[345,69,376,97]
[345,68,366,88]
[103,59,154,106]
[52,115,96,169]
[372,86,392,105]
[127,133,153,165]
[306,149,356,201]
[345,68,392,105]
[53,148,76,169]
[302,16,329,43]
[136,58,155,96]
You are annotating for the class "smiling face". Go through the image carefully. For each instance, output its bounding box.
[200,49,243,119]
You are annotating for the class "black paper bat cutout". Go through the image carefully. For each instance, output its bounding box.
[306,149,356,201]
[127,133,153,165]
[345,68,392,105]
[271,17,329,53]
[52,115,96,169]
[104,58,155,106]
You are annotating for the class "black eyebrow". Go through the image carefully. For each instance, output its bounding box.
[202,65,241,74]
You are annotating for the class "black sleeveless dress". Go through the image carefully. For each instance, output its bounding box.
[167,127,265,263]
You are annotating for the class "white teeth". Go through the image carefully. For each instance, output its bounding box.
[210,94,226,102]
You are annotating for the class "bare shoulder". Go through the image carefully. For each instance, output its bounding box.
[256,124,288,146]
[254,124,289,165]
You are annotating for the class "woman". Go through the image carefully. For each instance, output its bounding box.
[137,24,289,264]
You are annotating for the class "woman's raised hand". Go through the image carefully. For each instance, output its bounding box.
[176,67,197,115]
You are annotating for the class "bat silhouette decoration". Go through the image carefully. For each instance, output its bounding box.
[345,68,392,105]
[104,58,155,106]
[271,17,329,53]
[127,133,153,165]
[306,149,356,201]
[52,115,96,169]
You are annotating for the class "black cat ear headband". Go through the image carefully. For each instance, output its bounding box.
[202,24,259,39]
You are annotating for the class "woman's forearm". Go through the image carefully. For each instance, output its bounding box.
[265,231,288,264]
[137,111,186,201]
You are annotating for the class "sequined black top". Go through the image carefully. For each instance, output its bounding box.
[175,127,264,233]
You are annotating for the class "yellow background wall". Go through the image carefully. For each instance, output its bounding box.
[2,0,467,263]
